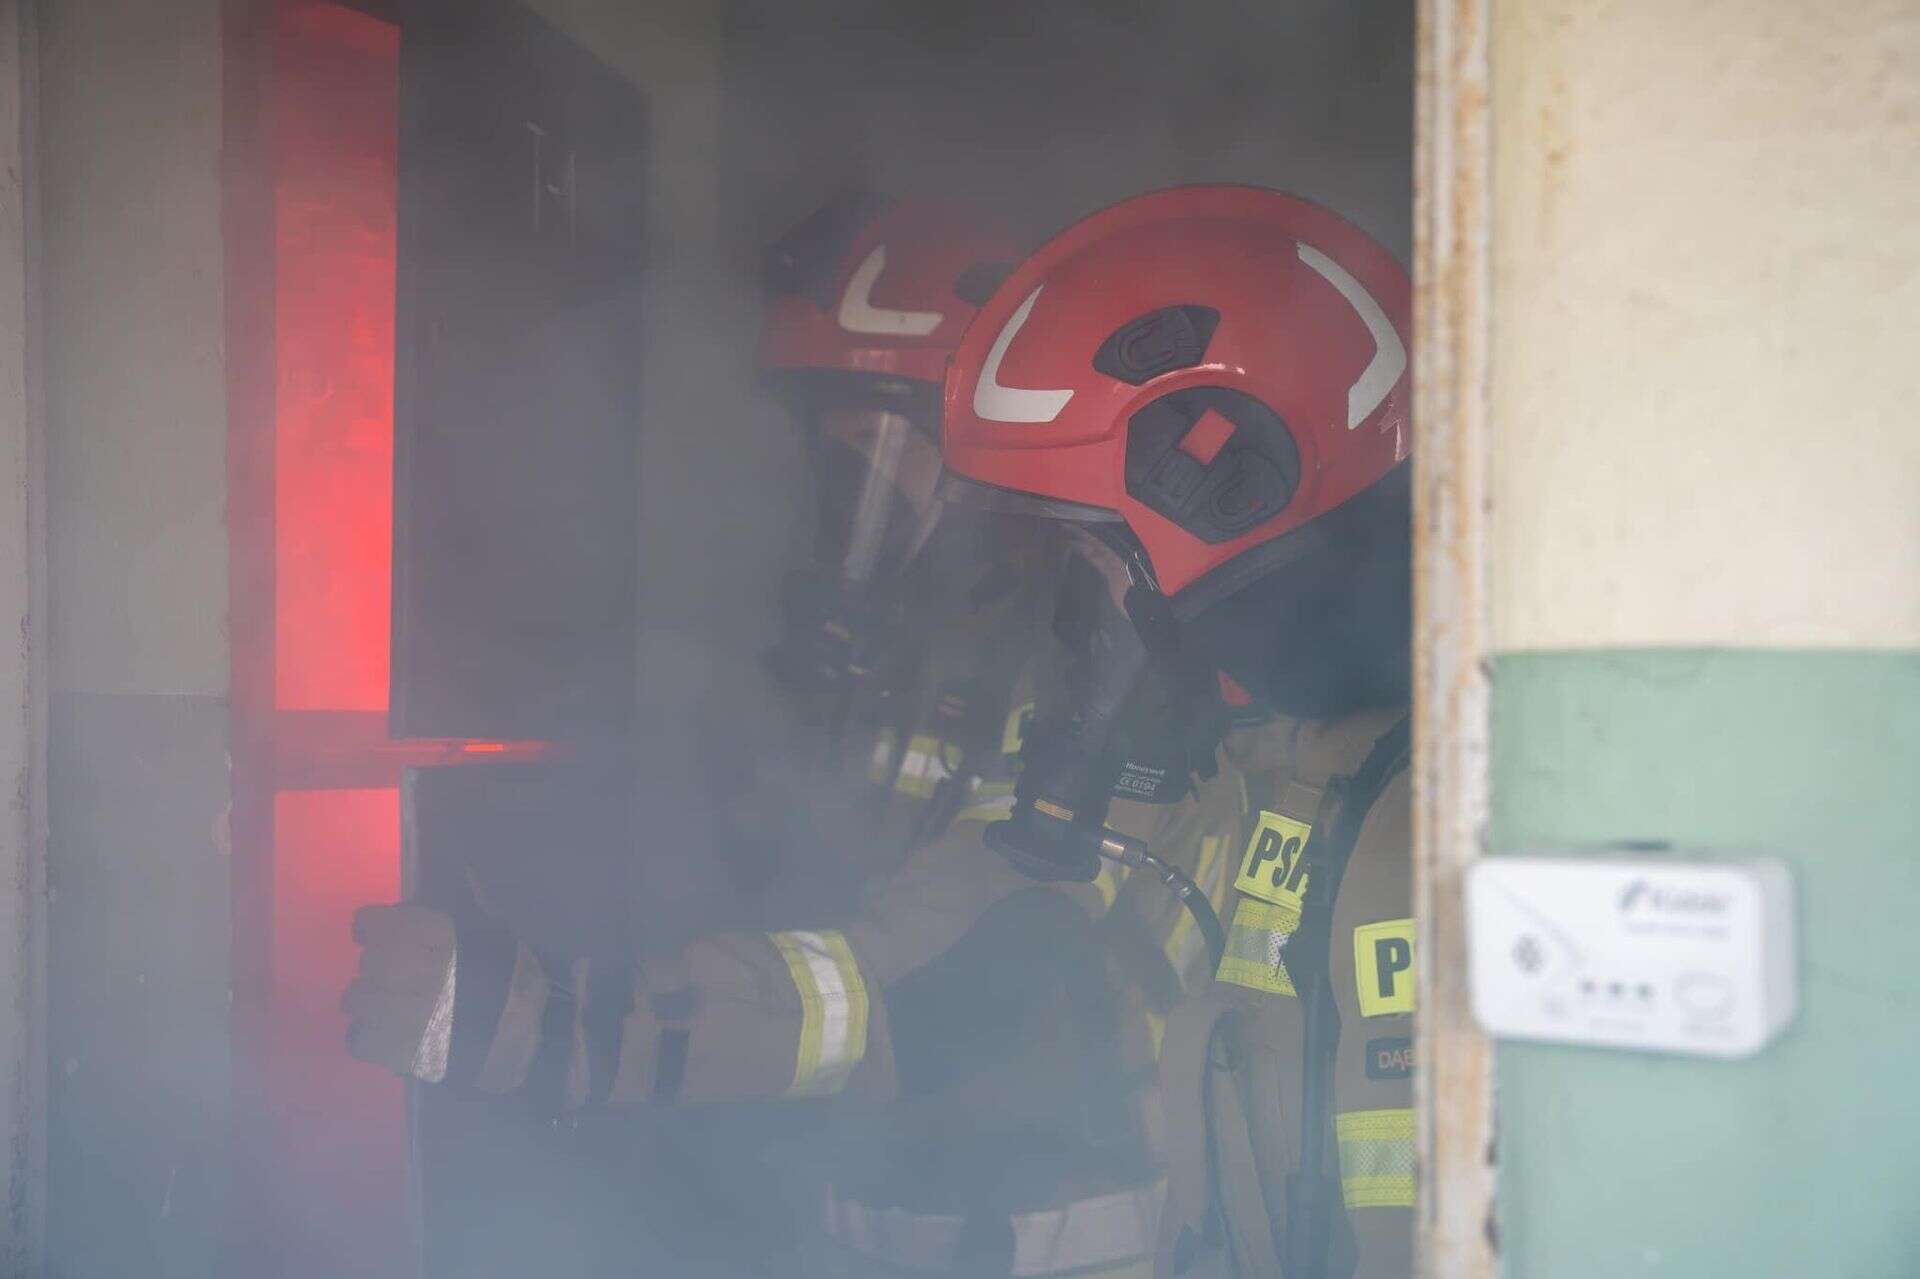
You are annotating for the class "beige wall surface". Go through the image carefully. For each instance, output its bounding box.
[1491,0,1920,651]
[37,4,235,1274]
[41,0,229,694]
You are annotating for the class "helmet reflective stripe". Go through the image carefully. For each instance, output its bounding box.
[769,929,869,1097]
[1295,241,1406,430]
[974,286,1075,423]
[837,245,944,337]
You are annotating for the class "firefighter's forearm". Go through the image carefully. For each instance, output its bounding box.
[489,929,895,1108]
[627,929,891,1104]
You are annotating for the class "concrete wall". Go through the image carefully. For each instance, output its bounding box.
[43,2,231,695]
[38,0,232,1273]
[1483,1,1920,1275]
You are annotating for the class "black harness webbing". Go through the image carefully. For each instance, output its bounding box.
[1280,714,1412,1279]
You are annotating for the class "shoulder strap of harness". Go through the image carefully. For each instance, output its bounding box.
[1281,713,1411,1279]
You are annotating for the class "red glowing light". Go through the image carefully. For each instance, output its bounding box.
[257,7,410,1272]
[272,0,399,713]
[237,9,555,1269]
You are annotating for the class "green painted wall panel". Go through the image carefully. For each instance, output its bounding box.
[1489,650,1920,1279]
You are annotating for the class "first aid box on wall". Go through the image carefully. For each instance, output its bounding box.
[1467,854,1796,1059]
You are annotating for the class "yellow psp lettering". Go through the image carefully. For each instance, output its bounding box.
[1353,918,1415,1017]
[1233,810,1314,911]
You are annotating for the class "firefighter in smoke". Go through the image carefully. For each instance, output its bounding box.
[936,185,1416,1278]
[345,192,1245,1277]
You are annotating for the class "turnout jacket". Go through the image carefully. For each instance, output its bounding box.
[1156,707,1414,1279]
[453,580,1249,1277]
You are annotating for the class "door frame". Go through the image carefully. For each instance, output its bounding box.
[1411,0,1499,1274]
[0,0,48,1266]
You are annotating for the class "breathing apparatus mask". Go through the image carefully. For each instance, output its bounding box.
[979,463,1411,890]
[983,526,1228,885]
[764,390,949,703]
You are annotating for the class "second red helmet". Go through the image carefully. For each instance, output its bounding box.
[757,193,1026,695]
[761,191,1024,405]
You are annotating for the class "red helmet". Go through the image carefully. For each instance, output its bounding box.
[758,193,1026,696]
[940,185,1409,604]
[761,191,1024,402]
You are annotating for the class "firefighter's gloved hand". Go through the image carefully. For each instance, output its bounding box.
[343,904,457,1081]
[343,903,547,1092]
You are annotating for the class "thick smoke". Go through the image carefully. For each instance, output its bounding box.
[263,1,1416,1274]
[595,2,1414,1274]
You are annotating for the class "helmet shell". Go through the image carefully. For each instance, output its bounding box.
[761,193,1025,396]
[941,185,1409,599]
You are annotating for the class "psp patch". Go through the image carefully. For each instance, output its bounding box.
[1364,1036,1414,1080]
[1232,810,1314,911]
[1353,918,1416,1017]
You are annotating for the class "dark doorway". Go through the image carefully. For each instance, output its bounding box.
[226,2,644,1276]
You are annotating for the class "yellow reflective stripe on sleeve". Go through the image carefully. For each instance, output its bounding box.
[1232,810,1314,910]
[955,777,1017,823]
[1335,1107,1415,1209]
[1092,859,1127,912]
[891,733,961,798]
[769,929,869,1097]
[870,729,964,797]
[1353,918,1416,1017]
[1214,897,1300,997]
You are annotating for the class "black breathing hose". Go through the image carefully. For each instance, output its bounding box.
[1093,831,1227,975]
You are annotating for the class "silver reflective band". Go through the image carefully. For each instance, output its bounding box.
[1011,1182,1164,1276]
[828,1181,1166,1276]
[827,1193,964,1272]
[412,946,456,1084]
